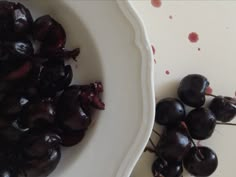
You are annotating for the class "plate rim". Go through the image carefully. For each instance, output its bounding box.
[116,1,155,177]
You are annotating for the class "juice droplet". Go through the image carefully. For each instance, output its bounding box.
[188,32,199,43]
[151,45,156,55]
[154,59,156,64]
[198,48,201,51]
[205,86,213,95]
[165,70,170,75]
[169,15,173,19]
[151,0,162,8]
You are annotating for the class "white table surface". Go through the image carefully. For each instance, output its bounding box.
[131,1,236,177]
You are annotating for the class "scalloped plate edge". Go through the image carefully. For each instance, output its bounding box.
[115,1,155,177]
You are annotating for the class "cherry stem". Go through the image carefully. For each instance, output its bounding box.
[149,138,156,149]
[152,129,161,137]
[216,122,236,126]
[205,93,236,106]
[181,122,204,159]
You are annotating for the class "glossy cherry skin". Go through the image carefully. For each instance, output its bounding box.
[183,146,218,177]
[178,74,209,108]
[19,99,56,129]
[152,158,183,177]
[22,132,61,159]
[155,98,185,126]
[185,108,216,140]
[26,147,61,177]
[13,3,33,35]
[5,39,34,58]
[157,124,192,162]
[39,60,72,97]
[209,96,236,122]
[32,15,55,41]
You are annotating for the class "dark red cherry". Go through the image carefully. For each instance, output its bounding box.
[19,99,56,129]
[33,15,66,52]
[155,98,185,126]
[32,15,54,41]
[40,22,66,51]
[26,147,61,177]
[185,108,216,140]
[39,60,72,97]
[13,3,33,35]
[157,124,192,162]
[152,158,183,177]
[22,132,61,159]
[178,74,209,107]
[57,95,91,132]
[183,146,218,177]
[209,96,236,122]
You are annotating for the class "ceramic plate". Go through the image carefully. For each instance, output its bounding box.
[131,1,236,177]
[18,0,155,177]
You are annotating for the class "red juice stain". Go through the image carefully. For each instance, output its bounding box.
[151,0,162,8]
[188,32,199,43]
[165,70,170,75]
[205,86,213,95]
[154,59,156,64]
[151,45,156,55]
[169,15,173,19]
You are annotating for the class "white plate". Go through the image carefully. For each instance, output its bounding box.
[19,0,155,177]
[131,1,236,177]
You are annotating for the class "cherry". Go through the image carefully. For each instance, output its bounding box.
[40,22,66,52]
[155,98,185,126]
[19,99,56,129]
[157,124,192,162]
[183,146,218,176]
[185,108,216,140]
[152,158,183,177]
[178,74,209,107]
[38,59,72,97]
[12,3,33,35]
[209,96,236,122]
[22,131,61,159]
[32,15,55,41]
[57,100,91,132]
[26,147,61,177]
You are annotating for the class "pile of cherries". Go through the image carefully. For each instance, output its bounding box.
[0,1,104,177]
[147,74,236,177]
